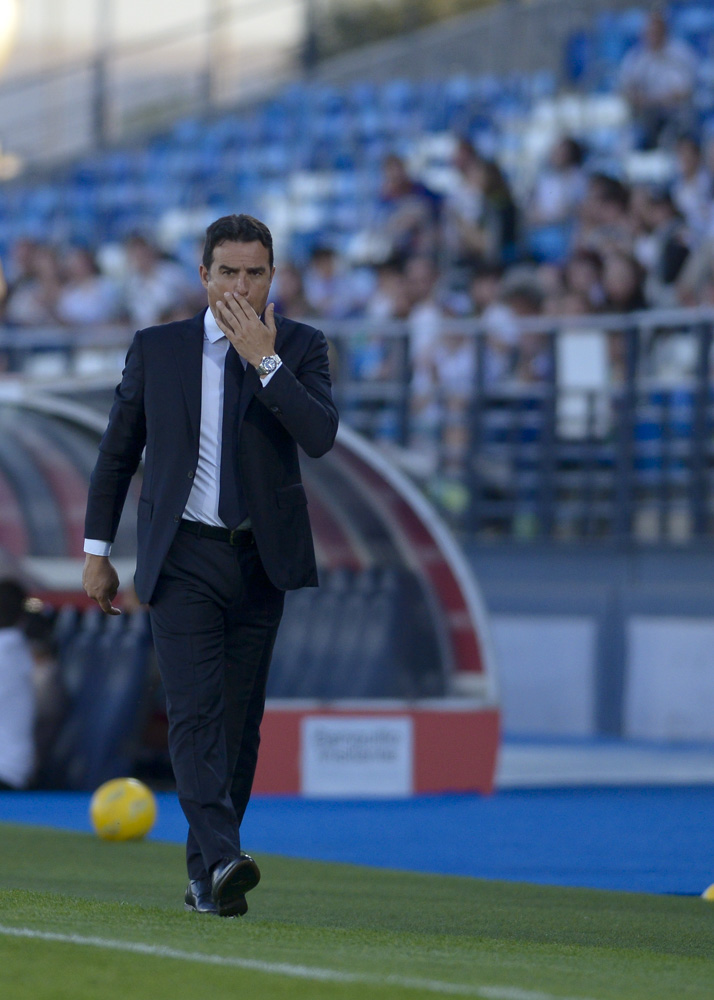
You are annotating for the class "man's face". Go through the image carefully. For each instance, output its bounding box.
[200,240,275,320]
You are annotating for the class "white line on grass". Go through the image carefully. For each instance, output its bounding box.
[0,924,598,1000]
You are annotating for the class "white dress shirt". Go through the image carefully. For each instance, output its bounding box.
[84,308,281,556]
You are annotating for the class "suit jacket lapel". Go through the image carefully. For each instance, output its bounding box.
[175,310,206,444]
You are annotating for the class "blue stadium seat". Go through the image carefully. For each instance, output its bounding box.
[39,610,152,789]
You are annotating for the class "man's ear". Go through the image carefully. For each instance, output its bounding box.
[199,264,209,289]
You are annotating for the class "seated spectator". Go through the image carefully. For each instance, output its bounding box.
[405,256,445,364]
[468,263,504,318]
[602,250,647,382]
[122,234,191,329]
[303,245,368,319]
[56,246,123,326]
[366,257,410,321]
[434,324,476,477]
[636,188,690,307]
[672,135,713,241]
[676,232,714,305]
[3,243,63,326]
[479,270,545,384]
[0,579,35,790]
[543,288,593,318]
[442,138,486,269]
[602,250,647,313]
[574,173,633,258]
[564,249,606,311]
[618,8,698,150]
[405,256,446,455]
[375,153,442,259]
[337,258,408,403]
[3,237,39,290]
[528,137,587,226]
[505,276,548,383]
[447,157,519,268]
[271,262,311,318]
[526,136,587,262]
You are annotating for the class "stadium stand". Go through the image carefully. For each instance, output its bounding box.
[5,1,714,770]
[1,5,714,549]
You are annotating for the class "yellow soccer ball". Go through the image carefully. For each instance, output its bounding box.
[90,778,157,841]
[702,883,714,902]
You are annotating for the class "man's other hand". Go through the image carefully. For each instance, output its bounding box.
[82,554,122,615]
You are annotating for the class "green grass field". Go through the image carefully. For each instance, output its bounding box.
[0,822,712,1000]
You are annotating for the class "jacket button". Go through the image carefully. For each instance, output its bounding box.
[174,515,180,522]
[188,471,194,479]
[270,405,281,413]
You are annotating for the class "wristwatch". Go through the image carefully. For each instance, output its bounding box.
[255,354,281,377]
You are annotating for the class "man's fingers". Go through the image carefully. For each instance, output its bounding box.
[215,299,238,331]
[96,596,122,615]
[227,293,257,324]
[265,302,276,332]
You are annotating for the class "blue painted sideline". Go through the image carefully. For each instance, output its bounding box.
[2,786,714,896]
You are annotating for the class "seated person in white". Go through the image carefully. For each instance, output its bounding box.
[0,580,35,790]
[619,9,698,149]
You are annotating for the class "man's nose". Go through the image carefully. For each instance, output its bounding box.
[233,273,249,296]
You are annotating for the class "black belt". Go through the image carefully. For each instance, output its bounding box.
[179,519,254,546]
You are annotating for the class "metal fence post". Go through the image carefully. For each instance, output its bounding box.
[397,324,411,447]
[691,321,712,537]
[538,328,557,538]
[614,325,638,538]
[467,327,486,534]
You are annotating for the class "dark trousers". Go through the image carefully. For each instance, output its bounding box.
[149,528,284,880]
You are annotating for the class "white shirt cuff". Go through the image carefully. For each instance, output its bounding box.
[84,538,112,557]
[259,360,282,386]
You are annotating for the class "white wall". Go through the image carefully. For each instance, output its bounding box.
[625,618,714,741]
[491,615,597,736]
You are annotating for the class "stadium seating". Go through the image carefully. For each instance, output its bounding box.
[38,610,151,789]
[0,5,710,274]
[267,566,445,700]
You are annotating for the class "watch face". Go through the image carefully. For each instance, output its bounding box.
[261,356,278,373]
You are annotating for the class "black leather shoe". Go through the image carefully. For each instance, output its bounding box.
[184,878,217,914]
[211,853,261,917]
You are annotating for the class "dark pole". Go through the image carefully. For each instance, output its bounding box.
[203,0,229,108]
[302,0,319,74]
[92,0,112,148]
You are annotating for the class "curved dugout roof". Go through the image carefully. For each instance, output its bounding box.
[0,384,498,703]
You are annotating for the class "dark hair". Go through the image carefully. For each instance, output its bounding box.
[482,159,512,200]
[589,172,630,210]
[568,248,604,276]
[202,214,274,271]
[648,186,677,210]
[0,579,27,629]
[560,137,586,168]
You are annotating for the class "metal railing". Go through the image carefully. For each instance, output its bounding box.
[3,305,714,543]
[464,308,714,542]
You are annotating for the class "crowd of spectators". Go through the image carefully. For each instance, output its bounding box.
[1,8,714,471]
[0,234,205,335]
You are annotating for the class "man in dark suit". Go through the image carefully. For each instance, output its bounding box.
[83,214,338,917]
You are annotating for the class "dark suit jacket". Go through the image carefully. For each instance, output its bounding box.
[85,309,338,602]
